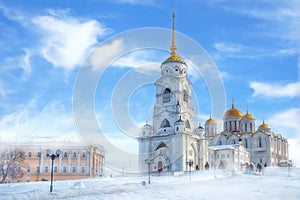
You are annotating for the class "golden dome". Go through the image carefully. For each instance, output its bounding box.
[258,121,270,130]
[225,104,243,117]
[241,111,254,120]
[205,116,216,125]
[164,53,185,64]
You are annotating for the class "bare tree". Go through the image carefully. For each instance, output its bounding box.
[0,149,25,184]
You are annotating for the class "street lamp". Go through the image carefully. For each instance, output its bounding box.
[145,158,154,184]
[46,149,61,192]
[186,160,193,180]
[287,160,292,177]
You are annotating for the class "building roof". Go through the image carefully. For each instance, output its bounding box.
[209,144,241,150]
[241,111,255,120]
[225,103,243,117]
[258,121,270,130]
[205,115,217,125]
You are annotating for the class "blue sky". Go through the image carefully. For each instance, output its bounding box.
[0,0,299,166]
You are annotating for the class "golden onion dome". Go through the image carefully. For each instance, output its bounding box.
[241,111,255,120]
[225,104,243,117]
[205,116,217,125]
[258,121,270,130]
[163,53,185,64]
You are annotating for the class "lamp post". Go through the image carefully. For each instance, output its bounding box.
[145,158,153,184]
[287,160,291,177]
[46,149,61,192]
[186,160,193,180]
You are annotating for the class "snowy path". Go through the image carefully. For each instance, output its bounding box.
[1,169,300,200]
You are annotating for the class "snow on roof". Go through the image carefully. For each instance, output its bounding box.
[208,144,240,151]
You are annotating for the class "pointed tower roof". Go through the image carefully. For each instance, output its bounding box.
[163,10,186,64]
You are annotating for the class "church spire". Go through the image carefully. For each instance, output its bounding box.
[163,9,185,64]
[170,9,177,57]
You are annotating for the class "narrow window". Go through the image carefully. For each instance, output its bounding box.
[186,120,191,129]
[183,90,188,103]
[258,137,262,148]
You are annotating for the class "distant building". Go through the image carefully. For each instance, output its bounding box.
[138,12,289,174]
[208,144,250,172]
[1,138,105,183]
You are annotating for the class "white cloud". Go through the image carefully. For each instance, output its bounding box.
[214,42,244,53]
[86,39,125,70]
[268,108,300,132]
[289,136,300,166]
[0,80,12,97]
[87,43,163,72]
[204,1,300,66]
[0,98,76,142]
[250,81,300,98]
[32,11,108,70]
[19,49,32,75]
[113,51,161,69]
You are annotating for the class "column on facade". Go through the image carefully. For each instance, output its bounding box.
[58,152,62,173]
[67,152,71,174]
[86,151,90,176]
[77,151,81,174]
[39,149,44,174]
[94,152,97,175]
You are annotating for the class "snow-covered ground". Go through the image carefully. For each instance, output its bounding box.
[1,168,299,200]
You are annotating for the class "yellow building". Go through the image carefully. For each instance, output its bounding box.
[1,139,105,182]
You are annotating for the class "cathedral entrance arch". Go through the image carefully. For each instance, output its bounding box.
[218,160,226,169]
[205,162,210,170]
[152,145,170,173]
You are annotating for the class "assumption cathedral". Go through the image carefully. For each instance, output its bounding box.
[138,12,289,173]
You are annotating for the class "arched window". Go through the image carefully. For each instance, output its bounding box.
[160,119,170,128]
[162,88,171,103]
[258,137,262,148]
[245,138,248,148]
[156,143,167,151]
[245,123,247,132]
[186,120,191,129]
[183,90,188,103]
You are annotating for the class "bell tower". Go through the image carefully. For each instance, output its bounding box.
[139,11,199,172]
